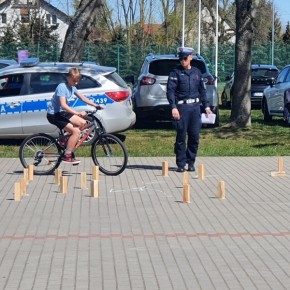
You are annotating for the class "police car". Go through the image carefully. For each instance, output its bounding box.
[0,58,136,143]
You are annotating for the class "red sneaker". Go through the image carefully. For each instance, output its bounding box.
[62,153,80,165]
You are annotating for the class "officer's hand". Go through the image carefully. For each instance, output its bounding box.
[172,108,180,120]
[205,107,212,115]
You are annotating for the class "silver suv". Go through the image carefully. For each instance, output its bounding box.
[132,53,219,127]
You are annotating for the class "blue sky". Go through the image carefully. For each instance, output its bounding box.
[274,0,290,28]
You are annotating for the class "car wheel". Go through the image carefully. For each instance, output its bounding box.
[262,98,272,122]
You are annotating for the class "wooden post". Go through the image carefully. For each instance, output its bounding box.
[92,166,99,180]
[20,178,26,196]
[183,171,189,185]
[278,157,284,173]
[60,176,68,194]
[198,164,205,180]
[23,168,29,185]
[217,180,225,199]
[81,172,87,190]
[162,161,169,177]
[183,184,190,203]
[91,180,99,198]
[14,182,21,202]
[271,157,286,177]
[55,168,62,185]
[28,164,34,181]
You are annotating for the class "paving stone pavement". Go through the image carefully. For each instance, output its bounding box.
[0,156,289,290]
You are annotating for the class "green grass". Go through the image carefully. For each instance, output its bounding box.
[1,108,290,158]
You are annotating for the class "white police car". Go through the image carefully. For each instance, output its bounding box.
[0,58,136,143]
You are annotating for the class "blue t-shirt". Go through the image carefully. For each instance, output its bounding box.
[47,82,78,114]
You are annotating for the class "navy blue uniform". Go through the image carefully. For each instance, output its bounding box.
[167,65,209,170]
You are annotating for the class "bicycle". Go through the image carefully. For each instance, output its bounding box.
[19,110,128,176]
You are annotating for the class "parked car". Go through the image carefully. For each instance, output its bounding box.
[0,59,17,69]
[221,64,279,108]
[132,52,219,127]
[0,58,136,144]
[262,64,290,122]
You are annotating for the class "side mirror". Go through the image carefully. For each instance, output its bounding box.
[124,75,135,85]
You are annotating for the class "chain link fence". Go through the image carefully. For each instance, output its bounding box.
[1,42,289,82]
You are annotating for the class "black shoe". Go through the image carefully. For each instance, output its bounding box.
[176,167,185,172]
[188,165,195,172]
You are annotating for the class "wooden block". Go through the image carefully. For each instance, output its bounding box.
[60,176,68,194]
[23,168,29,185]
[198,163,205,180]
[55,168,62,185]
[278,157,284,172]
[271,171,286,177]
[183,171,189,185]
[14,182,21,202]
[162,161,169,177]
[183,184,190,203]
[217,180,225,199]
[28,164,34,181]
[91,180,99,198]
[81,172,87,190]
[92,166,99,180]
[20,178,26,196]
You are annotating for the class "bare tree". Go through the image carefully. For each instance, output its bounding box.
[229,0,260,128]
[60,0,104,62]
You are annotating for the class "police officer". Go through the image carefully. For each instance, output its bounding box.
[167,47,212,172]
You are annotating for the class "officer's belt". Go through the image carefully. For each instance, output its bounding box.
[177,98,199,104]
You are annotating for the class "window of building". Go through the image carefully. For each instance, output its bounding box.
[1,13,6,24]
[52,15,57,24]
[46,14,51,24]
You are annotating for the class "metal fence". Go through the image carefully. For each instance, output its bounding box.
[1,42,289,82]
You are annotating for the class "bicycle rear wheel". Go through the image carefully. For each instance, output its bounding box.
[91,133,128,176]
[19,133,62,175]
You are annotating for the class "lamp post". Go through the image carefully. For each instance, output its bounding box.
[215,0,218,86]
[272,0,275,65]
[182,0,185,47]
[198,0,201,54]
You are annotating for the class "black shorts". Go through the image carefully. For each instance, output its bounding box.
[47,111,74,130]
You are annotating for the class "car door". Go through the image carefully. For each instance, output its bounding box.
[0,73,26,136]
[21,72,62,135]
[268,67,290,113]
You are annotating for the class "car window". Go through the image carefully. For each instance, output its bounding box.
[76,75,101,89]
[285,69,290,82]
[276,68,289,84]
[104,72,128,88]
[0,74,24,96]
[30,73,65,94]
[148,59,207,76]
[252,69,279,78]
[0,63,9,69]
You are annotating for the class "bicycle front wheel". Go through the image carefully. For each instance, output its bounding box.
[19,133,62,175]
[91,133,128,176]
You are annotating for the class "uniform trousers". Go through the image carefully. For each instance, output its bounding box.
[174,103,201,169]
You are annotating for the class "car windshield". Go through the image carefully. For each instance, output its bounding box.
[252,69,279,78]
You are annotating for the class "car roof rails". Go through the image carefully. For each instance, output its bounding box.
[20,58,39,67]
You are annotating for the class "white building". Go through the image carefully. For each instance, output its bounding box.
[0,0,69,43]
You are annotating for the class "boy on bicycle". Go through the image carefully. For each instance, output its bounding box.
[47,67,103,165]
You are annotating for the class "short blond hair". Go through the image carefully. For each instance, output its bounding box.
[67,67,81,82]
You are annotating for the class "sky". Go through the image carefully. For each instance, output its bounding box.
[274,0,290,29]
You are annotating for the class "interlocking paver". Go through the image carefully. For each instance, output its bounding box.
[0,157,290,289]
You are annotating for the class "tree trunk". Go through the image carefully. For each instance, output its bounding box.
[60,0,103,62]
[229,0,260,128]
